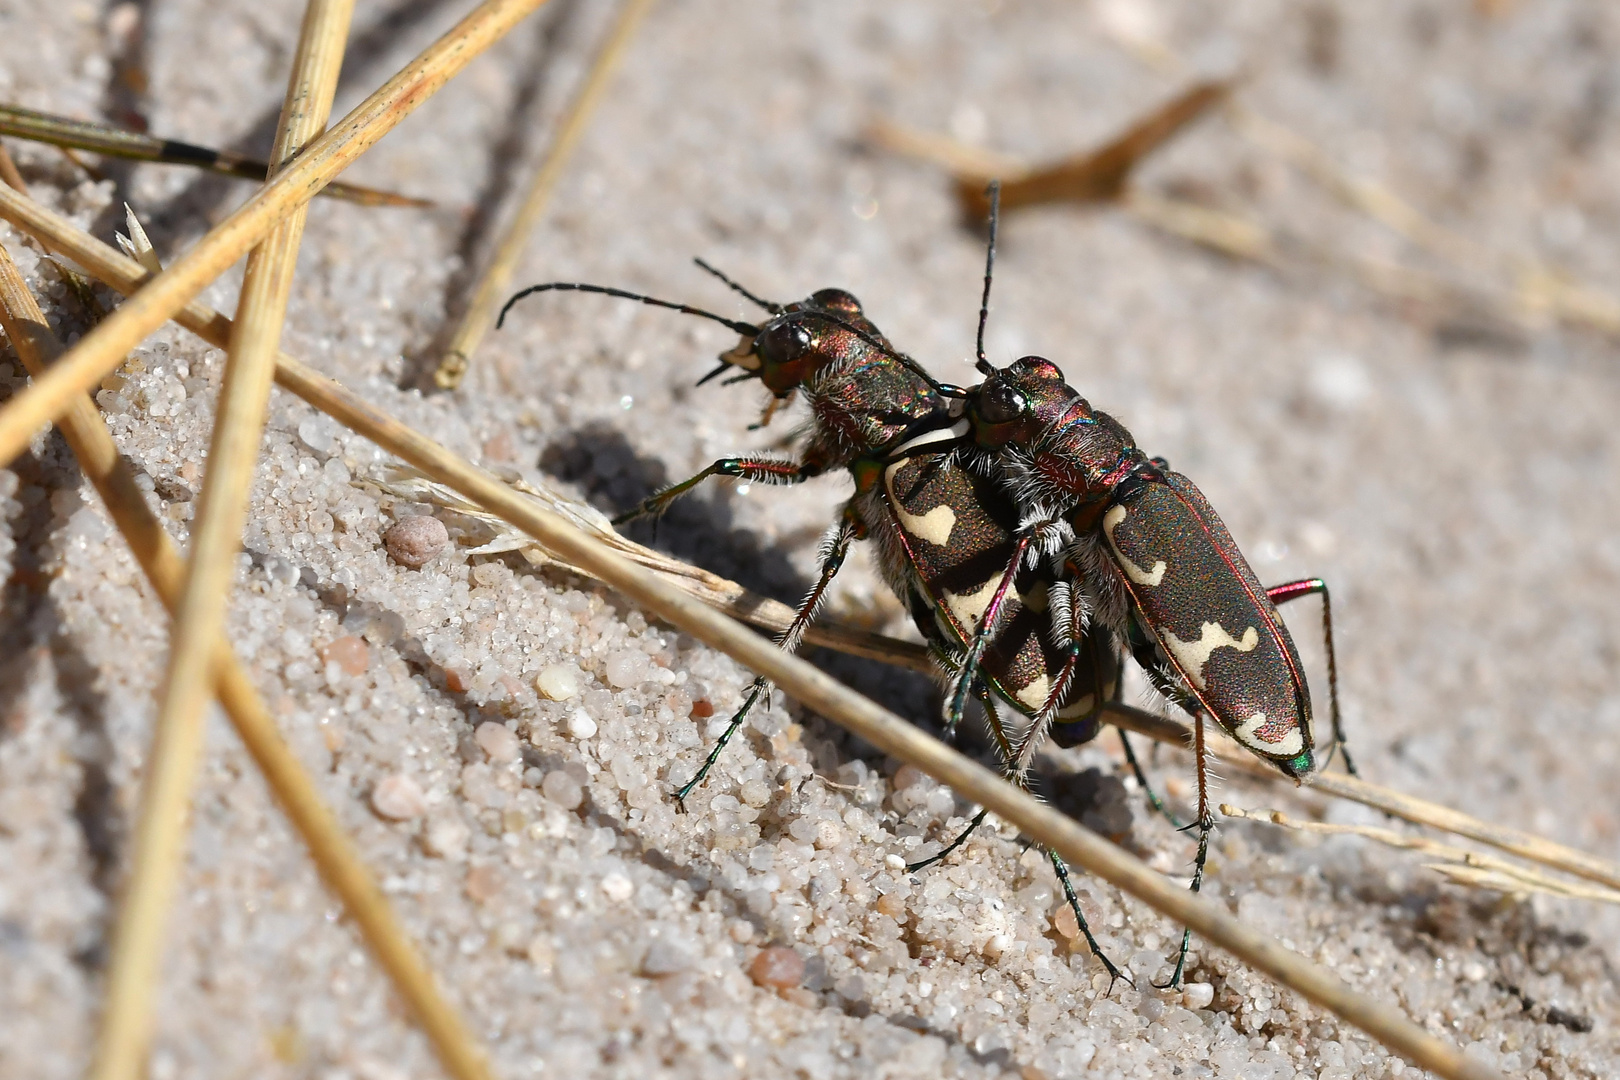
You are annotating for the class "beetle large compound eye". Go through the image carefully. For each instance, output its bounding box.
[757,320,814,363]
[976,381,1028,424]
[810,288,861,316]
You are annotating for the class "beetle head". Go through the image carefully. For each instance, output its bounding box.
[717,289,878,397]
[968,355,1088,446]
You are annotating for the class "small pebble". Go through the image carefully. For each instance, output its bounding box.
[1051,902,1081,940]
[603,649,649,689]
[526,937,556,972]
[892,763,929,790]
[640,939,694,976]
[474,721,520,763]
[464,864,504,904]
[383,515,449,569]
[370,774,427,820]
[535,664,582,700]
[421,815,470,860]
[689,699,714,719]
[567,709,597,740]
[601,872,634,902]
[1182,983,1215,1010]
[319,635,369,676]
[540,770,584,810]
[748,946,805,989]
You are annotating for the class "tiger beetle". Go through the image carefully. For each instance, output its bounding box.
[498,266,1141,987]
[947,182,1356,988]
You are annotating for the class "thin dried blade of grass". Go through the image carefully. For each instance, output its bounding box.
[0,102,431,207]
[1103,703,1620,894]
[368,466,932,671]
[0,236,493,1080]
[0,0,552,470]
[435,0,656,389]
[0,141,28,193]
[93,4,366,1079]
[955,80,1232,218]
[1221,805,1620,906]
[0,178,1506,1080]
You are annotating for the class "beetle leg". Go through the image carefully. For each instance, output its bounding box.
[908,684,1016,872]
[1118,730,1184,830]
[1266,577,1355,776]
[943,529,1033,737]
[673,513,859,803]
[611,455,819,526]
[1156,712,1214,990]
[1050,851,1132,993]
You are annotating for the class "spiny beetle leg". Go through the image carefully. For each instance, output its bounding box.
[674,515,859,803]
[1118,730,1184,830]
[907,807,990,874]
[943,530,1033,737]
[913,686,1016,875]
[1266,577,1355,776]
[1155,714,1213,991]
[611,456,817,526]
[676,677,767,804]
[1051,850,1131,992]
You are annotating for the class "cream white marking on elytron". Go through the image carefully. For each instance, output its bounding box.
[891,419,969,457]
[884,461,955,546]
[1102,505,1166,587]
[1058,693,1096,720]
[1160,621,1260,691]
[1014,672,1051,712]
[1234,712,1303,756]
[941,575,1018,633]
[1021,580,1049,614]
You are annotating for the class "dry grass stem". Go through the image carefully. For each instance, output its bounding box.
[93,4,360,1077]
[368,467,934,670]
[0,103,431,208]
[1101,703,1620,894]
[0,141,28,193]
[435,0,656,389]
[0,236,493,1080]
[0,180,1505,1080]
[1220,805,1620,906]
[0,0,551,470]
[955,80,1231,219]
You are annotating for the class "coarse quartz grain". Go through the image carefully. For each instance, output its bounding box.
[566,709,597,740]
[382,514,449,568]
[540,770,584,810]
[535,664,582,700]
[319,634,369,676]
[369,773,427,820]
[603,648,650,689]
[749,946,807,990]
[474,721,520,763]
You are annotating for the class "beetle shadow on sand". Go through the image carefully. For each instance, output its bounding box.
[538,422,948,744]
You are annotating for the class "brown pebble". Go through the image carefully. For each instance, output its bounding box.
[875,892,907,919]
[370,773,427,820]
[892,763,927,791]
[464,864,504,904]
[383,515,449,569]
[1051,902,1081,940]
[747,946,805,989]
[690,699,714,719]
[319,635,369,676]
[444,666,471,693]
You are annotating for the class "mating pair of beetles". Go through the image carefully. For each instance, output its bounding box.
[499,186,1353,988]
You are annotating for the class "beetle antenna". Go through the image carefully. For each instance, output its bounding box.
[693,258,783,313]
[975,180,1001,377]
[497,282,761,336]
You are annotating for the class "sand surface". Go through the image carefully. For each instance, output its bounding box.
[1,1,1618,1077]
